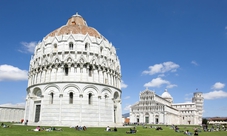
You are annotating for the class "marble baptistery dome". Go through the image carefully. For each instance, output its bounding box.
[24,13,122,127]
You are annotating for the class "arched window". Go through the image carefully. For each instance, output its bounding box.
[69,42,73,50]
[105,94,108,99]
[64,64,69,76]
[105,94,108,106]
[88,66,92,77]
[50,92,54,104]
[54,44,57,51]
[85,43,89,50]
[100,47,103,54]
[69,92,73,104]
[114,92,119,99]
[88,93,92,105]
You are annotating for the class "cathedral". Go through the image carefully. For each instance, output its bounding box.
[130,89,203,125]
[24,13,122,127]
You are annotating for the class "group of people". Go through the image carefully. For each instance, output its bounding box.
[105,126,117,132]
[203,124,227,132]
[20,119,28,125]
[27,126,62,132]
[75,125,87,131]
[126,127,137,134]
[171,124,199,136]
[1,123,10,128]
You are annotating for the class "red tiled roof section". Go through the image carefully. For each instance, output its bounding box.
[45,13,101,39]
[208,117,227,121]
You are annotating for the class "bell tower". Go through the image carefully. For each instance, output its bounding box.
[192,91,204,124]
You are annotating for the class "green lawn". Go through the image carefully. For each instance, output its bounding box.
[0,122,227,136]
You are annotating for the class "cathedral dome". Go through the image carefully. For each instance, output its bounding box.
[161,89,172,99]
[45,13,101,39]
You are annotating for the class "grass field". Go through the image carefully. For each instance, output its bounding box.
[0,122,227,136]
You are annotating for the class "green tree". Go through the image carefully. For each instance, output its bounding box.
[202,118,208,124]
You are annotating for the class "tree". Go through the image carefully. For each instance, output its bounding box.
[202,118,207,124]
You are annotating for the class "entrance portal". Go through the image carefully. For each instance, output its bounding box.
[137,118,139,123]
[155,118,159,124]
[145,117,149,123]
[34,105,41,122]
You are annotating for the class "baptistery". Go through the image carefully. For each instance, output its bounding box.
[24,13,122,127]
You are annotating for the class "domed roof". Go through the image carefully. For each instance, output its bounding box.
[161,89,172,98]
[45,13,101,39]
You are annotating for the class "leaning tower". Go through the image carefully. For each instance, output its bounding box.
[24,13,122,127]
[192,92,204,124]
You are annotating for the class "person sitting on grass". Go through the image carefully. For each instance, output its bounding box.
[175,126,180,132]
[184,130,192,135]
[45,127,62,131]
[156,126,163,130]
[27,126,40,131]
[2,124,10,128]
[34,126,40,131]
[113,127,117,132]
[126,128,137,134]
[194,131,199,136]
[106,126,111,131]
[83,126,87,131]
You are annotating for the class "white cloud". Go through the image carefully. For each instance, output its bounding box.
[144,77,177,88]
[20,41,37,53]
[0,103,25,108]
[225,26,227,30]
[185,93,193,97]
[142,61,179,75]
[203,90,227,100]
[124,96,130,99]
[211,82,225,90]
[191,61,198,66]
[121,80,128,89]
[184,93,193,103]
[166,84,177,88]
[184,97,192,101]
[0,64,28,81]
[124,105,131,111]
[158,74,165,77]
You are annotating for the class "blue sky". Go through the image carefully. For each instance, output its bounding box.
[0,0,227,117]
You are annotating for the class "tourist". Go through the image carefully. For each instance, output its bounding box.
[156,126,163,130]
[77,126,82,131]
[83,126,87,131]
[126,128,137,134]
[106,126,111,131]
[175,126,180,132]
[2,124,10,128]
[194,131,199,136]
[126,128,133,134]
[21,119,24,124]
[113,127,117,132]
[184,130,192,135]
[24,120,28,125]
[75,125,78,130]
[35,126,41,131]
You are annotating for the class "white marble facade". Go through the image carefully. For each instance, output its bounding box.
[0,106,24,122]
[130,89,203,125]
[24,13,122,127]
